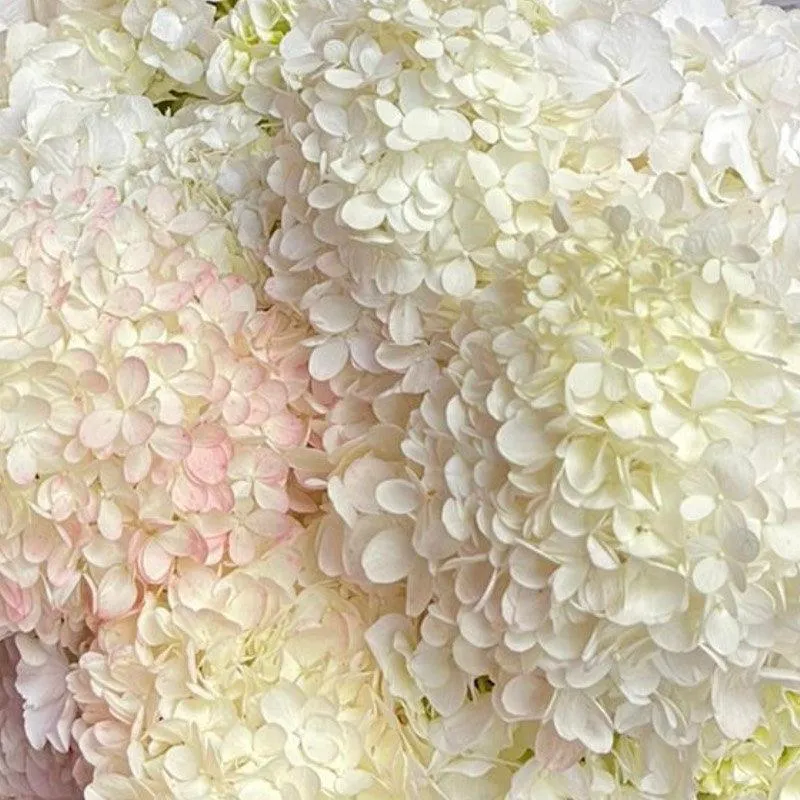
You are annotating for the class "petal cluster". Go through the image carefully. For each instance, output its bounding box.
[121,0,217,84]
[696,688,800,799]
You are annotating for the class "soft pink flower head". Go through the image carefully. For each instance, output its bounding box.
[0,171,325,638]
[0,635,83,800]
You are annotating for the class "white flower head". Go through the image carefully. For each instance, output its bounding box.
[121,0,218,85]
[269,0,800,779]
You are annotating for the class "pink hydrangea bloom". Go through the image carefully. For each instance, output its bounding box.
[0,635,83,799]
[0,167,325,640]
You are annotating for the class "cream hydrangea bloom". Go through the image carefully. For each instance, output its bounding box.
[0,0,238,119]
[67,541,519,800]
[121,0,218,85]
[358,184,800,759]
[207,0,290,110]
[697,688,800,799]
[0,18,158,191]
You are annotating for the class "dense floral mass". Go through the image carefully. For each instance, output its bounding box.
[1,0,800,797]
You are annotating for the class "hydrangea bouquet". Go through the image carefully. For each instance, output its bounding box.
[1,0,800,797]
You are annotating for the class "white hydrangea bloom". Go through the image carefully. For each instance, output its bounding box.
[1,0,227,109]
[264,0,562,393]
[364,193,800,755]
[260,0,800,782]
[0,156,327,641]
[207,0,289,110]
[0,635,83,799]
[0,15,160,195]
[121,0,218,85]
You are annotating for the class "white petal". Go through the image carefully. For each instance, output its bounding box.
[692,557,728,594]
[140,540,172,583]
[402,107,440,140]
[309,295,359,334]
[504,162,548,202]
[679,494,715,522]
[719,507,759,564]
[712,671,760,739]
[534,723,584,772]
[98,499,123,540]
[564,439,609,495]
[586,535,619,569]
[313,101,349,136]
[6,441,36,486]
[79,409,123,449]
[485,187,513,222]
[164,745,199,782]
[362,528,415,583]
[116,356,149,407]
[509,549,550,590]
[551,563,588,602]
[374,98,402,127]
[691,368,731,410]
[605,406,647,440]
[149,7,183,46]
[388,298,422,346]
[466,151,501,189]
[705,606,740,655]
[731,363,783,409]
[375,479,420,514]
[441,259,476,297]
[308,184,345,210]
[500,674,551,719]
[553,691,613,754]
[309,338,349,381]
[325,68,363,89]
[634,372,663,403]
[340,194,386,230]
[279,225,318,260]
[566,362,603,399]
[765,512,800,560]
[710,451,755,501]
[496,412,550,468]
[96,566,137,619]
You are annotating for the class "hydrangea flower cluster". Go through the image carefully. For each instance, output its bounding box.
[696,688,800,799]
[0,158,327,636]
[69,540,530,799]
[5,0,800,798]
[0,0,330,645]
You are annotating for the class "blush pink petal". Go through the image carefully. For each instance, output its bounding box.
[78,410,123,450]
